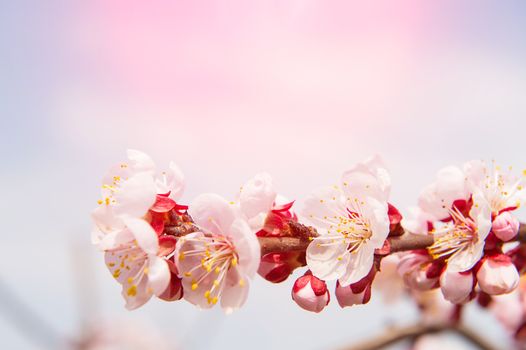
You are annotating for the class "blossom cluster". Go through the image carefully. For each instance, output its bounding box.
[91,150,526,316]
[399,161,525,305]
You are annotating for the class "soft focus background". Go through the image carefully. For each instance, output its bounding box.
[1,1,526,349]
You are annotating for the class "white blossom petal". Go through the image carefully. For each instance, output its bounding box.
[113,172,157,218]
[239,173,276,222]
[122,217,159,255]
[147,256,171,297]
[189,193,236,235]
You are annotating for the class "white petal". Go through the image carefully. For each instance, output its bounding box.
[342,156,390,203]
[301,186,348,230]
[113,172,157,218]
[470,196,492,242]
[91,204,125,234]
[189,193,236,235]
[127,149,156,174]
[98,228,134,250]
[463,160,486,187]
[123,274,152,310]
[104,247,145,285]
[122,217,159,255]
[157,161,185,200]
[306,238,348,281]
[239,173,276,221]
[447,241,485,272]
[221,269,250,314]
[229,219,260,278]
[418,166,468,220]
[147,256,171,296]
[362,196,390,248]
[339,245,375,286]
[401,206,435,235]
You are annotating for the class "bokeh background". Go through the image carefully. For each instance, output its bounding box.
[1,1,526,349]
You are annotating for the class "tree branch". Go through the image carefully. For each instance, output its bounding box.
[339,323,499,350]
[164,216,526,257]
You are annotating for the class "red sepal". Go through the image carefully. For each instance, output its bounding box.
[151,195,177,213]
[158,235,177,257]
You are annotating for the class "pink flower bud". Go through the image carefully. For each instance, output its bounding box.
[158,260,183,302]
[440,270,474,304]
[258,251,305,283]
[398,251,441,291]
[291,271,330,313]
[492,212,520,242]
[335,268,375,308]
[477,255,519,295]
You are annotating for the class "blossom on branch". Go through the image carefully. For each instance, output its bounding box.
[91,150,186,309]
[236,173,303,283]
[175,194,260,313]
[304,156,392,286]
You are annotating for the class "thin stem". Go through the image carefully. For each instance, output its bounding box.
[339,323,498,350]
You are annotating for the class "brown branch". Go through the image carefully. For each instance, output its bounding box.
[339,323,499,350]
[164,217,526,257]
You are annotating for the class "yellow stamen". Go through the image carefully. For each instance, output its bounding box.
[127,285,137,296]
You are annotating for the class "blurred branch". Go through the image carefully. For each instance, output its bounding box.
[339,324,499,350]
[0,277,62,349]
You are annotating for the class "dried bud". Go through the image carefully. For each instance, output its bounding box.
[477,255,519,295]
[291,271,330,313]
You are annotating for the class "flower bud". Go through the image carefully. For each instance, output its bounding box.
[477,255,519,295]
[439,269,474,304]
[291,271,329,313]
[387,203,404,236]
[258,251,305,283]
[158,260,183,301]
[398,251,441,291]
[335,268,375,307]
[492,211,520,242]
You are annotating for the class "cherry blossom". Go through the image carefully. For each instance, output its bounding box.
[175,194,260,313]
[91,149,185,250]
[92,150,187,309]
[304,156,391,286]
[105,227,174,310]
[464,160,525,216]
[426,196,492,273]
